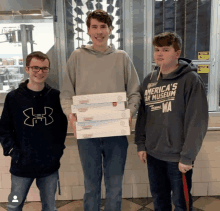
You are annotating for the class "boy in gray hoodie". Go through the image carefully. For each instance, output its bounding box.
[60,9,140,211]
[135,32,208,211]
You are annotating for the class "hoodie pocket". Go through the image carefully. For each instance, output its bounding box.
[145,124,173,154]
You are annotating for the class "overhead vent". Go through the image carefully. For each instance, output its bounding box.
[0,0,54,18]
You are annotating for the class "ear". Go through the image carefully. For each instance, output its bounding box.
[109,26,112,34]
[25,66,29,74]
[176,50,181,58]
[87,27,90,36]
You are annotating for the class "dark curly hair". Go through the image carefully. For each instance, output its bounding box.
[153,32,182,52]
[86,9,113,29]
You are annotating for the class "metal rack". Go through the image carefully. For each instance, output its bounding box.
[64,0,124,60]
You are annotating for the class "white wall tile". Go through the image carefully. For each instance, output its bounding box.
[62,149,71,158]
[201,168,220,182]
[63,172,79,186]
[72,186,85,200]
[30,180,37,188]
[0,166,10,173]
[26,188,40,202]
[201,153,219,161]
[133,184,148,198]
[209,160,220,168]
[208,182,220,195]
[56,186,72,200]
[131,159,148,170]
[0,158,11,167]
[69,148,80,157]
[67,164,83,172]
[148,186,152,197]
[0,188,11,202]
[192,168,202,182]
[1,173,11,188]
[123,170,141,184]
[193,183,208,196]
[194,161,211,168]
[78,171,84,186]
[124,160,132,170]
[122,184,132,198]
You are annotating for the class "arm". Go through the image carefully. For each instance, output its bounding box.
[180,77,209,165]
[60,53,78,136]
[58,92,68,141]
[60,53,76,118]
[0,94,20,161]
[134,85,146,152]
[124,53,141,117]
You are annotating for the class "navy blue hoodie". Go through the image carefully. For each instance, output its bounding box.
[135,58,209,165]
[0,79,68,178]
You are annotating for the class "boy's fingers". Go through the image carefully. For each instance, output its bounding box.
[69,113,77,121]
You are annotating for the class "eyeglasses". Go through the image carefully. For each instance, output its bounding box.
[28,66,50,73]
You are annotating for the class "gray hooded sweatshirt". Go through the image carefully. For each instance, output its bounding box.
[60,44,141,118]
[135,58,208,165]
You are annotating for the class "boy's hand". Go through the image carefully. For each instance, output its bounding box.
[68,113,77,138]
[178,162,193,173]
[138,151,147,164]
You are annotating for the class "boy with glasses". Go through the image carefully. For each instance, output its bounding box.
[135,32,209,211]
[0,51,68,211]
[60,9,140,211]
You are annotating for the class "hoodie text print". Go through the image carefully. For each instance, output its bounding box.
[135,58,209,165]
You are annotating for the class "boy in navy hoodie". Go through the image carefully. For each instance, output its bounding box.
[0,51,68,211]
[135,32,208,211]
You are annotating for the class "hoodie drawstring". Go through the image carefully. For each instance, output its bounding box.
[150,65,157,80]
[58,170,61,195]
[157,63,163,81]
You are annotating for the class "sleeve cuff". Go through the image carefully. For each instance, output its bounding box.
[129,106,138,117]
[179,156,193,165]
[136,144,146,152]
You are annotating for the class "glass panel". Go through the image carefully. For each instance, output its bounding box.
[154,0,211,97]
[0,22,54,93]
[65,0,123,60]
[154,0,211,60]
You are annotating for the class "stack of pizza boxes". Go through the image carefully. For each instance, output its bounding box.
[71,92,131,139]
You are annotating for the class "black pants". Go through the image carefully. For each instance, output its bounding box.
[147,154,193,211]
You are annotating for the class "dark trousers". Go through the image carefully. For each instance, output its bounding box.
[147,154,193,211]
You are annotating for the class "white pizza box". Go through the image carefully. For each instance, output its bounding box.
[76,109,130,122]
[76,118,129,131]
[72,92,126,105]
[71,102,125,113]
[77,126,130,139]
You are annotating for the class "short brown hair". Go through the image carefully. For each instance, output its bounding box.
[153,32,182,51]
[26,51,50,67]
[86,9,112,29]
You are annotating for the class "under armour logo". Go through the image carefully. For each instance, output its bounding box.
[23,107,54,126]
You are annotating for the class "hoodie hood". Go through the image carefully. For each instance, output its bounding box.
[81,43,116,56]
[17,79,52,98]
[150,58,197,81]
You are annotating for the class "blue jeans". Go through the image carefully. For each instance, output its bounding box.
[8,170,59,211]
[77,136,128,211]
[147,154,193,211]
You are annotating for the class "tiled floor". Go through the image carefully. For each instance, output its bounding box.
[1,196,220,210]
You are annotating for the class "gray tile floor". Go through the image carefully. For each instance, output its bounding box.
[1,196,220,210]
